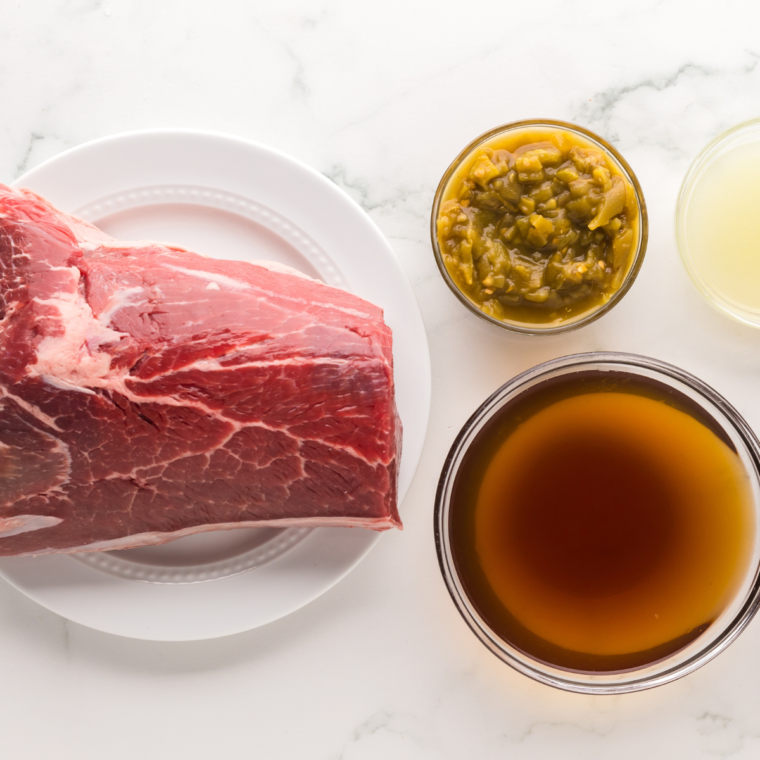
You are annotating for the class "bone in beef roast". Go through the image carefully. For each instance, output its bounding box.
[0,185,401,556]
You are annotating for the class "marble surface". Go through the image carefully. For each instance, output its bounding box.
[3,0,760,757]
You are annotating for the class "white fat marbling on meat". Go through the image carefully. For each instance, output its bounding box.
[34,515,396,555]
[164,264,251,290]
[0,515,62,539]
[41,375,96,395]
[186,355,356,372]
[96,285,145,327]
[28,272,132,391]
[30,290,114,388]
[0,385,64,431]
[254,260,316,281]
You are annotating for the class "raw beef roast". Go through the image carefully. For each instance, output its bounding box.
[0,185,401,556]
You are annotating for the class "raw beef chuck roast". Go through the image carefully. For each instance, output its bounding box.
[0,185,401,556]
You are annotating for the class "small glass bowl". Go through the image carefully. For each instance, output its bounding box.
[434,352,760,694]
[430,120,648,335]
[676,118,760,327]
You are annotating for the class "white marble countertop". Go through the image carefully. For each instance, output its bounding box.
[3,1,760,757]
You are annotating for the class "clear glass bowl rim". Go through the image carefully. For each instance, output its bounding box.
[675,117,760,327]
[430,119,649,335]
[434,351,760,694]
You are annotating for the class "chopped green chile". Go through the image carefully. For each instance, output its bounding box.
[437,129,639,325]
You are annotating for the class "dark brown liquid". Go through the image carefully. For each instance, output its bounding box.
[449,372,755,673]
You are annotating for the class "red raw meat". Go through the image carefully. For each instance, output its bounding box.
[0,184,401,556]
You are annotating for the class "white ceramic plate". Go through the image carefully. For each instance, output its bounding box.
[0,130,431,640]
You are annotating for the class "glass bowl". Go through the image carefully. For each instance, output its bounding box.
[676,118,760,327]
[430,120,648,335]
[434,352,760,694]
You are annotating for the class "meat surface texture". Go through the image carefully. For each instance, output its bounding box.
[0,184,401,556]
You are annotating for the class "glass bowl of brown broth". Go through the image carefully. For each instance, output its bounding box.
[435,353,760,693]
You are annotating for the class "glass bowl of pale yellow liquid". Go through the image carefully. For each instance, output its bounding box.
[677,119,760,325]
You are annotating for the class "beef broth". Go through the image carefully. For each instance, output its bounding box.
[449,371,755,672]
